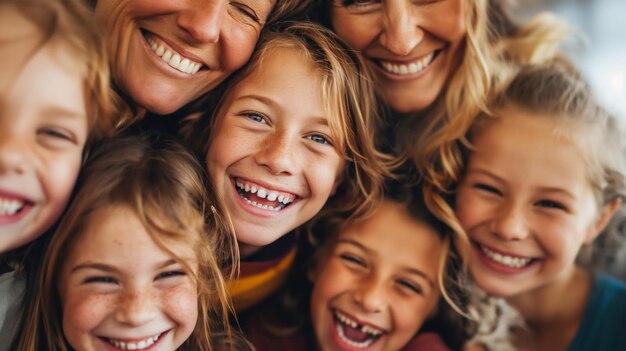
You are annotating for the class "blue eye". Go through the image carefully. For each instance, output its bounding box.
[308,134,331,145]
[243,112,267,124]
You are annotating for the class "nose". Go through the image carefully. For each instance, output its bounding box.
[253,132,297,176]
[352,275,386,313]
[176,0,227,44]
[0,129,28,174]
[379,4,424,56]
[114,290,158,326]
[490,202,530,241]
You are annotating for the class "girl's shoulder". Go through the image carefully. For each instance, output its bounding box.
[568,272,626,351]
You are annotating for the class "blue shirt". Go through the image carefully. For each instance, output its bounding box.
[568,272,626,350]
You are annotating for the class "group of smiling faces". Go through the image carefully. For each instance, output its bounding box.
[2,0,626,351]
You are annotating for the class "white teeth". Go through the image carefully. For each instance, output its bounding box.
[334,310,383,337]
[480,245,532,268]
[334,311,380,349]
[0,198,24,216]
[234,180,295,212]
[144,33,203,75]
[108,333,160,350]
[380,52,435,76]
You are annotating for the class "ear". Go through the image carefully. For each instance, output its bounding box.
[585,197,622,244]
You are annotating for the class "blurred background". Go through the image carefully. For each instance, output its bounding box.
[518,0,626,120]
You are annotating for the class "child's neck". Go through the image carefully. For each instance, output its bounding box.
[507,266,593,351]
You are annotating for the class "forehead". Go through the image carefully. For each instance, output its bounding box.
[339,201,443,275]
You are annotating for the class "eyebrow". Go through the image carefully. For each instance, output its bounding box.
[235,94,329,126]
[337,238,435,288]
[70,259,179,274]
[41,105,87,121]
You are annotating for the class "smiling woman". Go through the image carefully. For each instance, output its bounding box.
[92,0,307,121]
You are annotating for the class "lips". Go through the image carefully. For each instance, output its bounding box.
[142,30,204,75]
[102,331,165,350]
[377,50,441,76]
[332,309,385,349]
[234,178,296,212]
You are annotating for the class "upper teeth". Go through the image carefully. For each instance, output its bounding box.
[144,33,202,74]
[480,245,532,268]
[0,198,24,216]
[380,52,435,75]
[107,333,161,350]
[235,180,294,205]
[335,310,383,336]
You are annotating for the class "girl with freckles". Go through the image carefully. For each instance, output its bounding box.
[182,21,391,312]
[11,134,239,351]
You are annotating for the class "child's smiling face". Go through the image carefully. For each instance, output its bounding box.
[310,200,443,351]
[59,205,198,351]
[455,106,618,297]
[0,6,88,253]
[206,46,343,256]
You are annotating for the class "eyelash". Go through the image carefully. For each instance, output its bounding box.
[536,199,566,211]
[156,270,187,280]
[308,134,331,145]
[474,183,502,196]
[232,3,259,22]
[242,111,267,123]
[341,0,378,8]
[397,279,422,294]
[38,128,73,142]
[83,276,116,284]
[340,253,366,267]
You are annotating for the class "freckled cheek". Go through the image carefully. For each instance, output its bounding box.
[63,292,115,341]
[161,285,198,334]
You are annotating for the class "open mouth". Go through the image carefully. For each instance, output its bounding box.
[377,49,442,76]
[234,178,296,212]
[141,30,205,75]
[479,244,534,269]
[102,331,166,350]
[0,197,27,217]
[333,309,384,349]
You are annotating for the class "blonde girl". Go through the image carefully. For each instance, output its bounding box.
[12,133,237,351]
[0,0,115,255]
[455,61,626,350]
[183,21,391,311]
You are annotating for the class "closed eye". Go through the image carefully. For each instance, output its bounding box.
[155,270,187,280]
[341,0,379,9]
[536,199,566,211]
[231,2,260,23]
[474,183,502,196]
[339,253,366,268]
[397,279,423,295]
[38,128,75,143]
[83,276,117,284]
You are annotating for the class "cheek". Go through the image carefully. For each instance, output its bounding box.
[38,152,82,226]
[63,292,113,342]
[220,28,259,72]
[162,284,198,335]
[307,154,343,197]
[331,16,373,52]
[389,298,436,347]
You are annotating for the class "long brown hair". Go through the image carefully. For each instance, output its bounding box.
[13,133,238,351]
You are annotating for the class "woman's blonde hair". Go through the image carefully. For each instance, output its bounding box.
[183,21,392,224]
[1,0,117,141]
[13,133,238,351]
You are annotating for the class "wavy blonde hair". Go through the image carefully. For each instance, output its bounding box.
[13,134,238,351]
[2,0,117,141]
[183,21,393,225]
